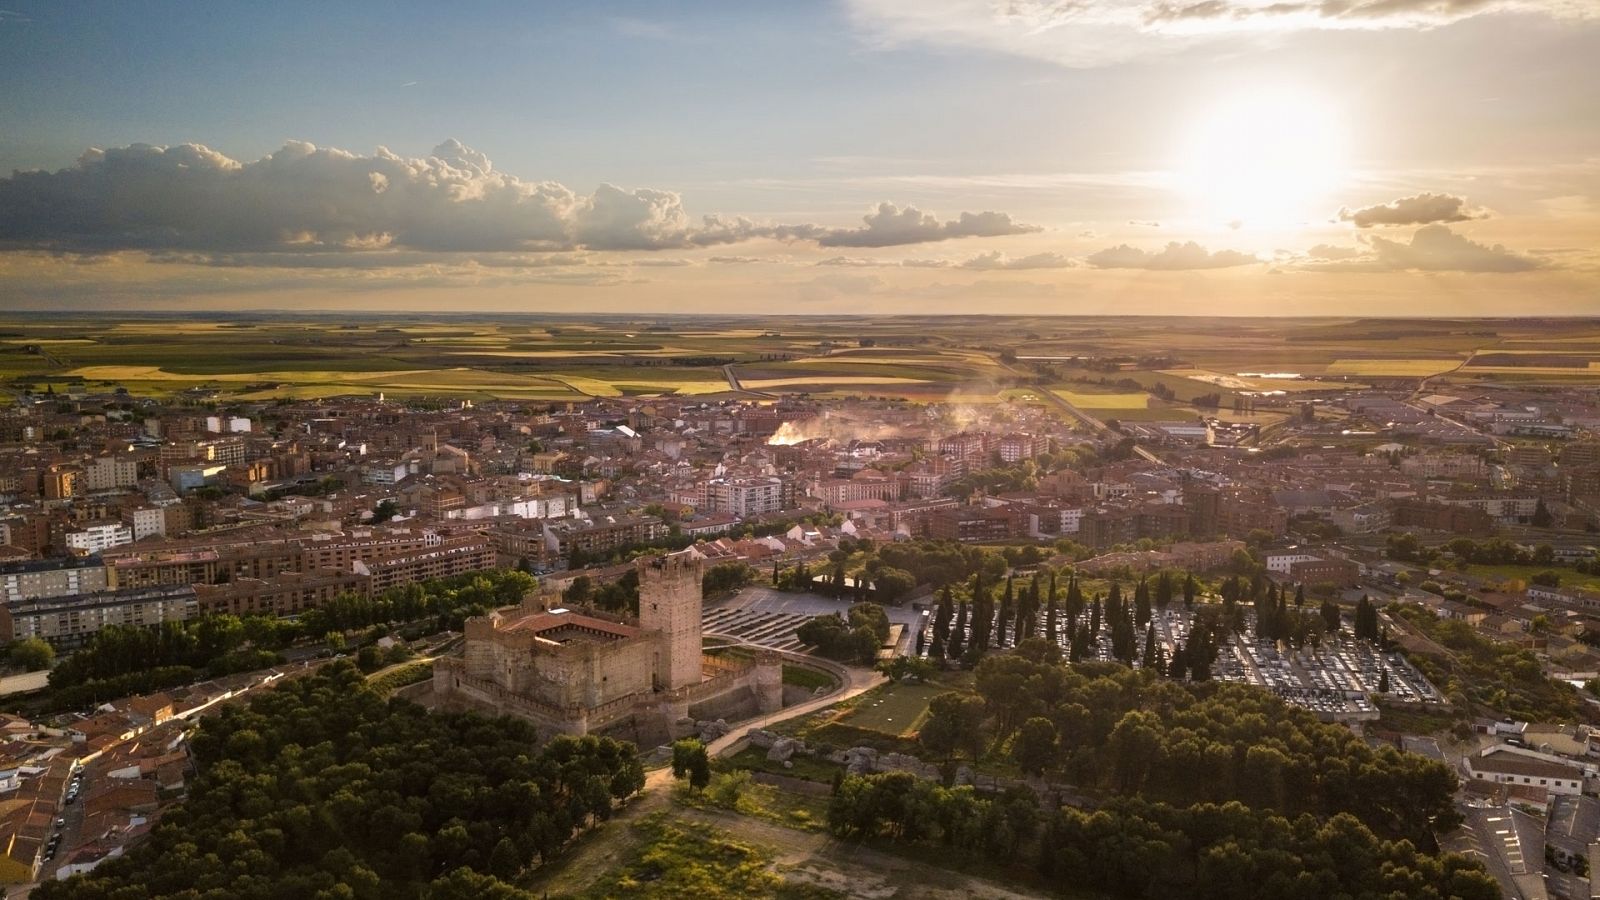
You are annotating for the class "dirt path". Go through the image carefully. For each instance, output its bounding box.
[531,658,885,896]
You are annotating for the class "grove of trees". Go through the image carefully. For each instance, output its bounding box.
[39,663,645,900]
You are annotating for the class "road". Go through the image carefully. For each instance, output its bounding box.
[1038,384,1165,464]
[989,352,1165,464]
[722,363,777,399]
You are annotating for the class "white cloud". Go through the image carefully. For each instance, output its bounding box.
[0,140,1035,258]
[1086,240,1259,269]
[846,0,1593,68]
[814,202,1039,247]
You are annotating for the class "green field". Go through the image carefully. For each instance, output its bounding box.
[836,680,945,737]
[1466,564,1600,592]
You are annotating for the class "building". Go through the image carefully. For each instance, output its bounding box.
[542,515,666,560]
[1465,750,1584,796]
[432,550,782,744]
[193,569,368,618]
[703,475,791,517]
[65,523,134,555]
[0,584,197,647]
[121,506,167,542]
[84,455,139,491]
[0,559,112,604]
[928,506,1016,543]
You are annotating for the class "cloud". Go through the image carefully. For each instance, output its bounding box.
[1309,224,1541,272]
[1306,243,1363,260]
[707,255,763,265]
[1381,225,1541,271]
[0,140,1035,258]
[1339,192,1488,228]
[814,202,1039,248]
[959,250,1077,270]
[816,255,894,267]
[846,0,1593,67]
[1086,241,1259,270]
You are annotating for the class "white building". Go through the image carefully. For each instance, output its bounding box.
[122,506,167,541]
[704,475,788,517]
[1265,553,1321,574]
[1465,749,1584,796]
[65,522,135,554]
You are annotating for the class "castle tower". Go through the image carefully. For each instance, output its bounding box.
[637,550,705,691]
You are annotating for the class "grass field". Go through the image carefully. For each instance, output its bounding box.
[836,680,945,736]
[1466,564,1600,592]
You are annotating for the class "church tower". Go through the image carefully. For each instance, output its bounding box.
[637,550,705,691]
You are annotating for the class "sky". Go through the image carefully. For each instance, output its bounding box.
[0,0,1596,316]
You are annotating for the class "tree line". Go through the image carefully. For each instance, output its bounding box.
[922,654,1460,847]
[826,779,1497,900]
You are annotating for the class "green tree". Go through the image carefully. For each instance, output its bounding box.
[7,638,54,672]
[1012,717,1059,776]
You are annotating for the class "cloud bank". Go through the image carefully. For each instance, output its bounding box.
[0,140,1036,257]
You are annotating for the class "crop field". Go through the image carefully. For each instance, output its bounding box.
[1323,358,1466,377]
[7,313,1600,403]
[1051,390,1153,409]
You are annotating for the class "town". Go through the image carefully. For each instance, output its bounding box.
[0,320,1598,898]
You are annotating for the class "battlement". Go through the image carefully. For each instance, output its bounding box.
[636,549,705,583]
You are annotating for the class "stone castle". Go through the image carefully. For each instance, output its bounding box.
[432,549,782,745]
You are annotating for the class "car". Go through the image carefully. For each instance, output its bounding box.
[55,818,64,827]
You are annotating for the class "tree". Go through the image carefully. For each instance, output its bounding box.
[1533,498,1554,528]
[355,643,384,673]
[1012,717,1059,776]
[672,738,711,792]
[371,499,398,523]
[920,692,986,764]
[7,638,53,672]
[1320,599,1341,634]
[1183,573,1197,608]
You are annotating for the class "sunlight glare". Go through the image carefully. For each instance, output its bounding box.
[1176,88,1349,228]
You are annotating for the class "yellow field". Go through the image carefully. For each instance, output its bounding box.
[1324,359,1464,376]
[742,376,930,388]
[1052,390,1151,409]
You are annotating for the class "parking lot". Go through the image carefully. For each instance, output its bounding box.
[915,605,1441,719]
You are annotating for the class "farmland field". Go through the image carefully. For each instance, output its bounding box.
[8,313,1600,404]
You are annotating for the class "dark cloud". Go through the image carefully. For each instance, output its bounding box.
[1339,192,1488,228]
[1086,241,1259,270]
[0,140,1035,258]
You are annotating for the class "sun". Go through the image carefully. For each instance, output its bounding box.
[1175,88,1350,228]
